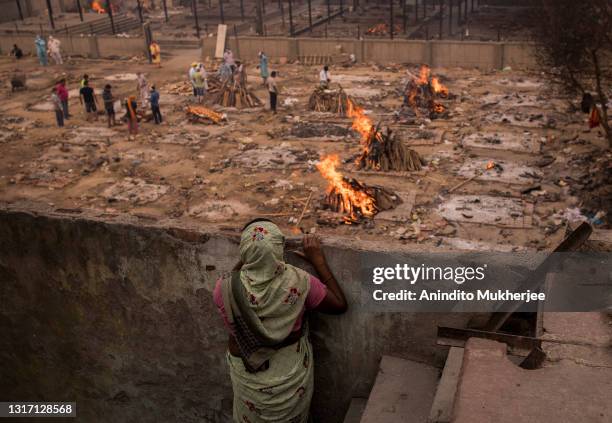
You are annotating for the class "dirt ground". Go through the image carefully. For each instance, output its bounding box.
[0,49,609,251]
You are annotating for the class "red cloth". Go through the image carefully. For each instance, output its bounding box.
[56,83,68,101]
[213,274,328,333]
[589,107,601,128]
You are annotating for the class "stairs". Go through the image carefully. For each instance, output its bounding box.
[56,14,142,36]
[346,349,465,423]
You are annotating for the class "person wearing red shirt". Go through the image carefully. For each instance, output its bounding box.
[55,79,70,120]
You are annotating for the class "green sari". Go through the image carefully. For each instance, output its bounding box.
[222,222,313,422]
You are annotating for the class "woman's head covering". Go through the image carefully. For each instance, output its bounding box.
[229,220,311,341]
[240,221,285,288]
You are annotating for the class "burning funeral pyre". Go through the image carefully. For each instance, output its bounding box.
[317,155,402,223]
[348,100,424,171]
[213,68,262,108]
[308,85,358,116]
[186,105,226,124]
[398,65,450,121]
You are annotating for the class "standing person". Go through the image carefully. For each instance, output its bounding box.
[50,87,64,128]
[34,35,47,66]
[102,84,116,128]
[56,79,70,120]
[212,220,347,423]
[189,62,199,98]
[223,49,235,70]
[79,80,98,121]
[149,41,161,68]
[258,51,269,86]
[319,65,331,88]
[80,74,89,88]
[10,44,23,60]
[136,72,149,108]
[192,64,207,104]
[47,36,63,65]
[124,96,138,140]
[149,86,162,124]
[267,71,279,114]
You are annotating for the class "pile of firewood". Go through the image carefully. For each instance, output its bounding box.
[165,75,223,96]
[356,124,424,171]
[186,105,226,124]
[307,85,356,116]
[213,78,262,108]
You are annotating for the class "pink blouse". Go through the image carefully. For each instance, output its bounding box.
[213,274,327,333]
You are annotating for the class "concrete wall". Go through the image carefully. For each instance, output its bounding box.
[0,34,147,58]
[0,208,474,423]
[206,36,538,69]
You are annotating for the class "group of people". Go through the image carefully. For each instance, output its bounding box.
[49,73,163,139]
[189,62,208,103]
[33,35,63,66]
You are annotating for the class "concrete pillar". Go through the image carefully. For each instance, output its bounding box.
[424,39,433,65]
[354,39,364,62]
[88,36,100,59]
[498,42,505,69]
[288,37,299,61]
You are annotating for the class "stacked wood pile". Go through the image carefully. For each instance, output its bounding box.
[186,105,225,124]
[165,74,222,96]
[356,124,424,171]
[213,77,262,108]
[307,85,356,116]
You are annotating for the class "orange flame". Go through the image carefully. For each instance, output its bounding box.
[486,161,495,170]
[92,0,105,13]
[347,99,373,140]
[417,65,431,85]
[431,77,449,96]
[317,155,377,219]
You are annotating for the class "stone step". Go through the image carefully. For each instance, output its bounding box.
[343,398,367,423]
[360,356,440,423]
[428,347,465,423]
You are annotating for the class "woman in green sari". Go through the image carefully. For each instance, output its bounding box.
[213,219,347,422]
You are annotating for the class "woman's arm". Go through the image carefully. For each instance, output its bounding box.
[303,235,348,314]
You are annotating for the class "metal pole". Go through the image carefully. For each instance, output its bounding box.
[76,0,83,22]
[193,0,201,38]
[107,0,116,34]
[240,0,244,21]
[340,0,343,16]
[308,0,312,30]
[279,0,285,28]
[438,0,442,39]
[448,0,452,35]
[402,0,406,33]
[255,0,264,35]
[458,0,461,23]
[288,0,294,36]
[136,0,144,23]
[423,0,427,18]
[389,0,394,40]
[46,0,55,30]
[162,0,168,22]
[15,0,23,21]
[219,0,225,24]
[327,0,331,18]
[415,0,418,22]
[471,0,473,12]
[464,0,467,20]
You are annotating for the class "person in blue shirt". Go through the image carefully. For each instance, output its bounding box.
[34,35,47,66]
[149,86,162,124]
[258,51,269,86]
